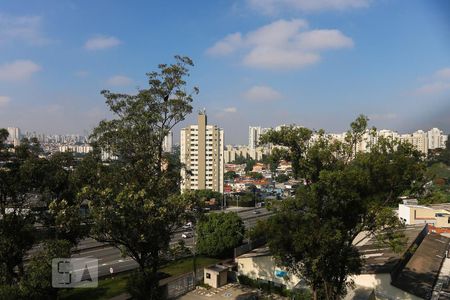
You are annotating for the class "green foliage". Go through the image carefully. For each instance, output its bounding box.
[259,115,426,299]
[428,136,450,166]
[84,56,198,298]
[224,171,239,181]
[247,172,263,180]
[126,271,163,300]
[196,212,245,257]
[20,239,72,299]
[275,173,289,183]
[237,275,312,299]
[0,284,22,300]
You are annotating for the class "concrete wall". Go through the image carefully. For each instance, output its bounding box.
[236,255,301,290]
[349,273,423,300]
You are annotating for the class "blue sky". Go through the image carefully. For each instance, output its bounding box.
[0,0,449,144]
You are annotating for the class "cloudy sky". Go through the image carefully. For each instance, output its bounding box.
[0,0,449,144]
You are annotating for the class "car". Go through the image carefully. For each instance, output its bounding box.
[253,210,261,214]
[181,232,193,239]
[182,222,193,229]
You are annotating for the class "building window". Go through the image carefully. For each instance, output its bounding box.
[206,273,211,279]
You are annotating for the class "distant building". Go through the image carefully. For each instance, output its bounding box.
[223,145,271,164]
[7,127,21,146]
[248,126,270,149]
[163,131,173,153]
[428,127,448,150]
[180,112,224,193]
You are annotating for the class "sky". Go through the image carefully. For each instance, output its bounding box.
[0,0,449,144]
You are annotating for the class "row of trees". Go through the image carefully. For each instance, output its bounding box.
[0,133,88,299]
[250,117,427,299]
[0,56,204,299]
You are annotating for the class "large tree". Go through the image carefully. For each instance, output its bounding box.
[196,212,245,258]
[84,56,199,299]
[258,115,426,299]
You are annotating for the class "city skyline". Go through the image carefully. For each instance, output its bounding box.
[0,0,449,144]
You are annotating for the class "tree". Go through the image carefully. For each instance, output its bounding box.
[20,239,72,299]
[224,171,238,181]
[248,172,263,180]
[196,212,245,258]
[275,174,289,183]
[84,56,199,299]
[258,115,426,299]
[0,131,37,285]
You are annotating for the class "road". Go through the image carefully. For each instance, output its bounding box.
[69,207,272,278]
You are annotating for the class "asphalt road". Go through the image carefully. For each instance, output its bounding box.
[70,207,273,278]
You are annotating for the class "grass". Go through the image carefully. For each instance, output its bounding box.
[59,256,220,300]
[60,273,130,300]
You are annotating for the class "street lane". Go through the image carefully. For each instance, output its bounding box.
[61,207,273,277]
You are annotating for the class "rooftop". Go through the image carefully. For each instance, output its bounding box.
[356,225,427,274]
[235,246,271,259]
[392,232,450,299]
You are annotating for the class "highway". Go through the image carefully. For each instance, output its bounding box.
[70,207,272,278]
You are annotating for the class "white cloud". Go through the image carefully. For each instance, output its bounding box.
[0,14,50,46]
[247,0,370,15]
[0,60,41,81]
[416,82,450,95]
[106,75,133,86]
[223,107,237,113]
[435,68,450,80]
[243,85,283,102]
[0,96,11,107]
[415,67,450,96]
[207,33,242,56]
[84,36,121,50]
[207,19,353,69]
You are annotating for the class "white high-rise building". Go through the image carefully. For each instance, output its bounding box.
[427,128,447,150]
[180,112,224,193]
[248,126,270,149]
[163,131,173,153]
[7,127,21,146]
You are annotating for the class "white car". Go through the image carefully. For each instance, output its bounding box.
[181,232,193,239]
[182,222,193,229]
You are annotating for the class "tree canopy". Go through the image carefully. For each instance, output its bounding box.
[83,56,199,299]
[196,212,245,258]
[256,115,426,299]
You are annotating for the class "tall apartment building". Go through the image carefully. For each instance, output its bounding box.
[180,112,224,193]
[163,131,173,153]
[248,126,270,149]
[428,128,448,150]
[7,127,21,146]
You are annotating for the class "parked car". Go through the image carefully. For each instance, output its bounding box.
[182,222,193,229]
[181,232,193,239]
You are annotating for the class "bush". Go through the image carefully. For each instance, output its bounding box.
[237,275,312,299]
[126,271,163,300]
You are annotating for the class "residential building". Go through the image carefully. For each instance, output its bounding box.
[223,145,271,164]
[7,127,21,146]
[398,199,450,230]
[235,246,303,290]
[180,111,224,193]
[248,126,270,149]
[428,127,448,150]
[163,130,173,153]
[236,225,450,300]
